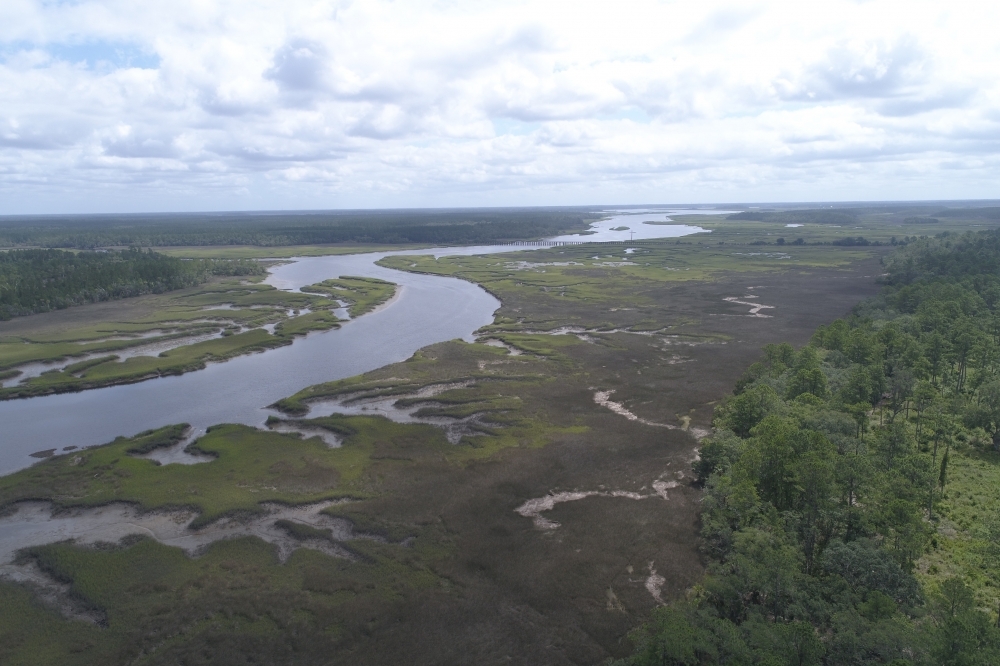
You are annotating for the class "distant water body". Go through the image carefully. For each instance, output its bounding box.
[0,210,732,475]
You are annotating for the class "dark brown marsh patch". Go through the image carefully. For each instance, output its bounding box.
[267,458,340,492]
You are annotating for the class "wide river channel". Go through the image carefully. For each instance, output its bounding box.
[0,211,730,475]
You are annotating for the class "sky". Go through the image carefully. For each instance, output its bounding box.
[1,0,998,214]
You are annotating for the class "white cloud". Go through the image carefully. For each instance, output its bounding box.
[0,0,998,212]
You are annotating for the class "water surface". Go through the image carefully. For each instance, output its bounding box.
[0,249,501,475]
[549,208,734,243]
[0,215,711,476]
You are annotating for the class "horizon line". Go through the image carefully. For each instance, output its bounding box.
[3,198,1000,220]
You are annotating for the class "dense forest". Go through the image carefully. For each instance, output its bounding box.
[0,249,263,319]
[620,230,1000,665]
[0,209,598,249]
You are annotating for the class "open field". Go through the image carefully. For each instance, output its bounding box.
[916,444,1000,601]
[0,231,888,664]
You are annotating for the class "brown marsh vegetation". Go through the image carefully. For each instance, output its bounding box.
[0,235,890,665]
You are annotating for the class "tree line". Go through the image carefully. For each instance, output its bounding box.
[0,209,599,249]
[619,229,1000,665]
[0,248,263,319]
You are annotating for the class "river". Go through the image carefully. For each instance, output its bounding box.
[0,210,729,475]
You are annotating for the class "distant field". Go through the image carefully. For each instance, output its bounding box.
[671,208,1000,246]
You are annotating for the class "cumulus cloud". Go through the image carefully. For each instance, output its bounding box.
[267,40,329,93]
[0,0,998,212]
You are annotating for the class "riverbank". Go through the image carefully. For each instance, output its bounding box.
[0,253,498,476]
[0,277,393,401]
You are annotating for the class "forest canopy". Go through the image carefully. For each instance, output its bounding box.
[0,209,599,249]
[0,248,263,319]
[620,228,1000,665]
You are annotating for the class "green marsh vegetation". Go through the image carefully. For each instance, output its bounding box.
[6,205,922,404]
[2,213,987,664]
[271,339,581,458]
[0,418,445,527]
[377,239,875,323]
[0,535,438,666]
[0,341,592,664]
[0,274,394,399]
[300,276,396,317]
[680,204,1000,249]
[619,229,1000,665]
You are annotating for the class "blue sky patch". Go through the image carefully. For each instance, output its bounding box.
[492,118,543,136]
[601,107,651,123]
[3,40,160,70]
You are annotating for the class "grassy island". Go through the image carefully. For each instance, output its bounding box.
[300,276,396,317]
[0,276,394,400]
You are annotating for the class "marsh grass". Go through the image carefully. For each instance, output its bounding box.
[0,419,439,527]
[0,276,321,369]
[300,276,396,317]
[0,230,900,664]
[377,241,874,315]
[0,275,398,398]
[671,210,1000,247]
[0,339,597,664]
[10,330,292,395]
[2,532,442,666]
[484,332,585,357]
